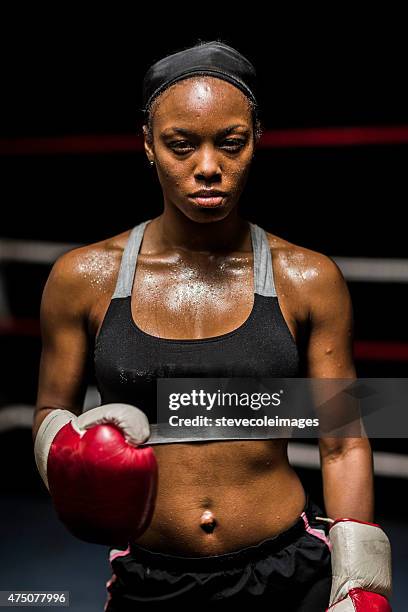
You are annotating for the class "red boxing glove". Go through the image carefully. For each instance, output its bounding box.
[324,517,392,611]
[34,404,158,547]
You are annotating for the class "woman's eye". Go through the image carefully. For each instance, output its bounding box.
[222,139,245,149]
[170,141,194,152]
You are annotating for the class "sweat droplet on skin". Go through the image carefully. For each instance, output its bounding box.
[77,251,117,289]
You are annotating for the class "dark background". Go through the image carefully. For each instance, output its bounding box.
[0,13,407,610]
[1,19,407,252]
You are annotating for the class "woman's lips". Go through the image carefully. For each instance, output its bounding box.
[188,195,226,207]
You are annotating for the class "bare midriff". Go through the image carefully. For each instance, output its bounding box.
[132,439,306,556]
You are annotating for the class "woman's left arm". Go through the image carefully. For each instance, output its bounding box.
[303,255,374,522]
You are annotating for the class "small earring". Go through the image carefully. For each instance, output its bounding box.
[150,160,155,166]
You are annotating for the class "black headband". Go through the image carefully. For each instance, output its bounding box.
[142,41,257,112]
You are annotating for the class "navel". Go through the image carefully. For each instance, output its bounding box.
[200,509,217,534]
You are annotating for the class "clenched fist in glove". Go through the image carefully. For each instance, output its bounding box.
[34,403,158,547]
[325,517,392,610]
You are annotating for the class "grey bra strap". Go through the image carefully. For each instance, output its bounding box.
[250,222,277,297]
[112,218,276,299]
[112,218,153,298]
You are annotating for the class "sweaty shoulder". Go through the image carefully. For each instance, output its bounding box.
[264,230,348,319]
[47,229,132,310]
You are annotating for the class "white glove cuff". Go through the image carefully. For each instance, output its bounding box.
[33,409,76,491]
[329,519,392,606]
[76,403,150,446]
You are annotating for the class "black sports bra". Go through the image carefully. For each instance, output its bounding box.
[94,219,299,425]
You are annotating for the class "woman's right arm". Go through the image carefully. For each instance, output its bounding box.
[33,249,92,441]
[31,249,158,545]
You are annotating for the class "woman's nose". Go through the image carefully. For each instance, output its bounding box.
[194,146,221,179]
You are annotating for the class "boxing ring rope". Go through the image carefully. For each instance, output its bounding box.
[1,237,408,360]
[1,125,408,156]
[1,238,408,281]
[1,398,407,479]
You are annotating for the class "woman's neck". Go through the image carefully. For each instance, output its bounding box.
[152,208,251,254]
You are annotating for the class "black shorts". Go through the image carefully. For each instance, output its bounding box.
[104,494,332,611]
